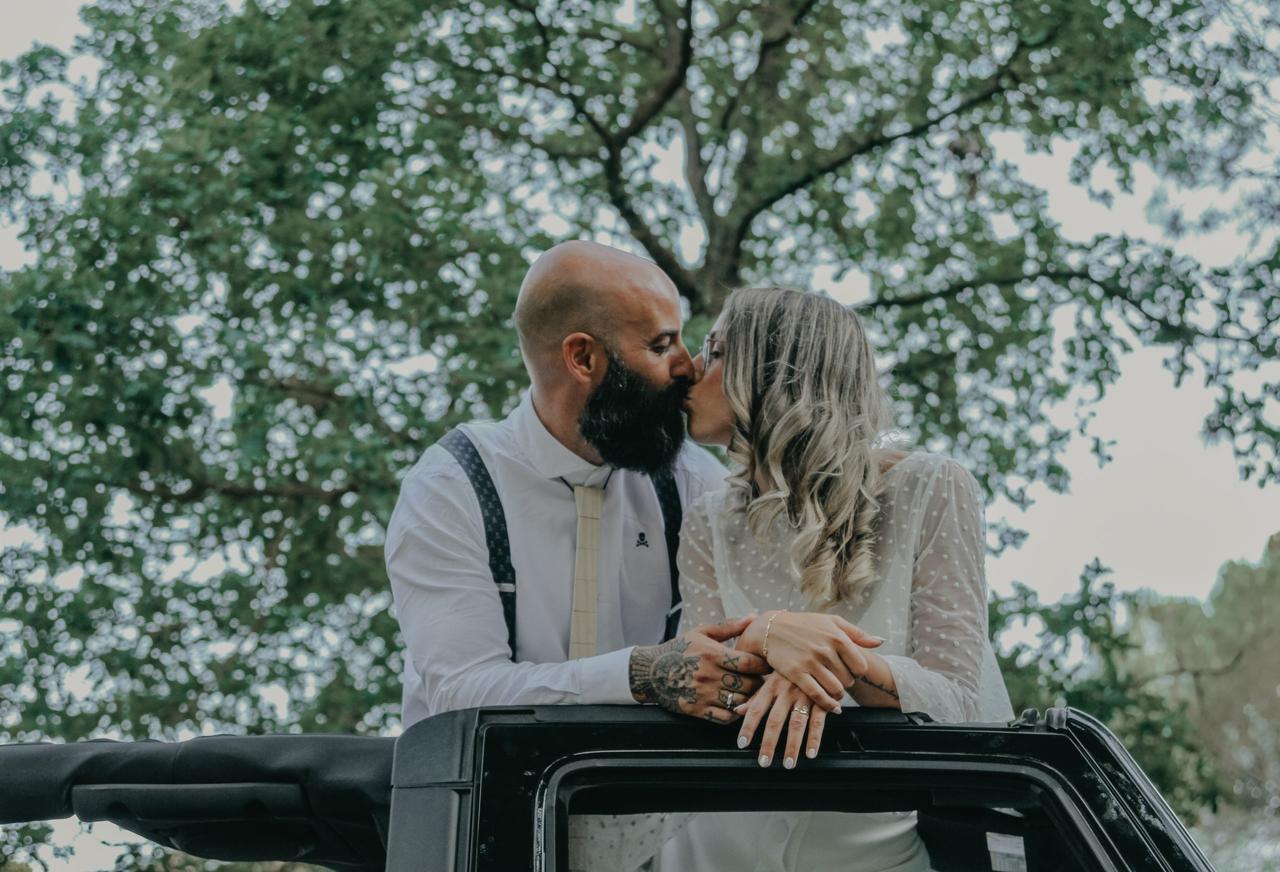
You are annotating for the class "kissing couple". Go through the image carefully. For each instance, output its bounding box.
[386,240,1012,870]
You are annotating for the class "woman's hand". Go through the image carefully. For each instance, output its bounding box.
[737,611,883,712]
[734,672,826,768]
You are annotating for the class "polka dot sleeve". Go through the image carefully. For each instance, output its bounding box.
[675,493,728,631]
[877,457,987,722]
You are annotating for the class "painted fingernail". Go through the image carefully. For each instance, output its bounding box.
[869,635,886,643]
[834,706,843,714]
[758,754,770,767]
[784,756,795,769]
[806,747,818,759]
[737,735,748,749]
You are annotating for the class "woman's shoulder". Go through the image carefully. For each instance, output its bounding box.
[684,486,734,531]
[687,485,725,515]
[881,448,959,474]
[880,450,980,496]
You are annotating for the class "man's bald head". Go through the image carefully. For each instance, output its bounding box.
[514,241,676,364]
[510,241,696,470]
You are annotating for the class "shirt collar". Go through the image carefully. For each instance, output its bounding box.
[514,392,612,486]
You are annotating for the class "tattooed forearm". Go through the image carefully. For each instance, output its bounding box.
[853,675,900,700]
[630,638,699,713]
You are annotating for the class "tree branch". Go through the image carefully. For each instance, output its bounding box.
[271,376,338,409]
[1097,280,1272,355]
[737,51,1024,243]
[501,0,687,295]
[115,477,357,503]
[717,0,820,139]
[244,373,410,446]
[615,0,693,143]
[677,84,716,227]
[1135,646,1247,689]
[859,263,1272,361]
[574,25,660,57]
[536,140,603,162]
[601,147,702,305]
[693,0,825,303]
[593,0,699,303]
[462,1,697,301]
[503,0,615,147]
[858,269,1090,311]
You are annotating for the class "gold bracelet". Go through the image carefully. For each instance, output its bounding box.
[762,611,784,660]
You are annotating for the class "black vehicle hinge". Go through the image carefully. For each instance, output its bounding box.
[1012,707,1069,732]
[1044,707,1069,731]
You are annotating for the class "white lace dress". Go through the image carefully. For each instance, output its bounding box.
[681,451,1012,723]
[570,452,1013,872]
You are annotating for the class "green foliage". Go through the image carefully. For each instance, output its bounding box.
[991,560,1221,820]
[1,0,552,741]
[1130,533,1280,810]
[0,822,57,872]
[0,0,1275,762]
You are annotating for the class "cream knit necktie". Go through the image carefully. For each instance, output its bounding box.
[567,484,604,660]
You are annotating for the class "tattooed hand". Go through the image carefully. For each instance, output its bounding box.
[629,616,770,723]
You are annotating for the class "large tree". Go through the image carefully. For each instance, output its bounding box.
[1,0,1276,748]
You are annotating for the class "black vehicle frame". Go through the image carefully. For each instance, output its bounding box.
[1,707,1213,872]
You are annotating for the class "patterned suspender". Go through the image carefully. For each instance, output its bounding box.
[437,428,683,661]
[650,469,683,643]
[438,429,519,658]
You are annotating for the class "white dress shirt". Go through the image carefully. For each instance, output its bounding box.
[386,392,728,727]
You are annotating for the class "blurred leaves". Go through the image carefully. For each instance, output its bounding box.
[993,561,1221,819]
[1129,533,1280,812]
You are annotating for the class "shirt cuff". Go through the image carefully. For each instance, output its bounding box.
[578,646,638,705]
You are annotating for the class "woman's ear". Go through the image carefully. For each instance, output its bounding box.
[561,332,603,385]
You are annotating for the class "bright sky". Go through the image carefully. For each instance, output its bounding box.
[2,3,1276,869]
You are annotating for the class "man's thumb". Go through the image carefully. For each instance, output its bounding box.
[699,615,753,642]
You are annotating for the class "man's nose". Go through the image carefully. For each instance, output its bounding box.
[688,352,705,383]
[673,343,699,382]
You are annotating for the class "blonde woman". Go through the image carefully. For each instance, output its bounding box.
[655,286,1012,871]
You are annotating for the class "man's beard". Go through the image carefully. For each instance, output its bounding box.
[579,350,689,476]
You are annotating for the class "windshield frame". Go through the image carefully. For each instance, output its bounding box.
[534,753,1123,872]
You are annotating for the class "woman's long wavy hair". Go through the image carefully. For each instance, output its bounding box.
[720,287,891,609]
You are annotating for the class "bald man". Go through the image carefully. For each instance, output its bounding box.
[386,241,768,727]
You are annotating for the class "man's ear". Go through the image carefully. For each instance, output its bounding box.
[562,332,604,385]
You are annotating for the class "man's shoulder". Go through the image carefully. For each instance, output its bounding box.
[403,442,466,484]
[387,418,525,532]
[404,417,520,480]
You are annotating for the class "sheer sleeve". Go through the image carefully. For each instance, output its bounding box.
[676,494,728,632]
[878,457,988,723]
